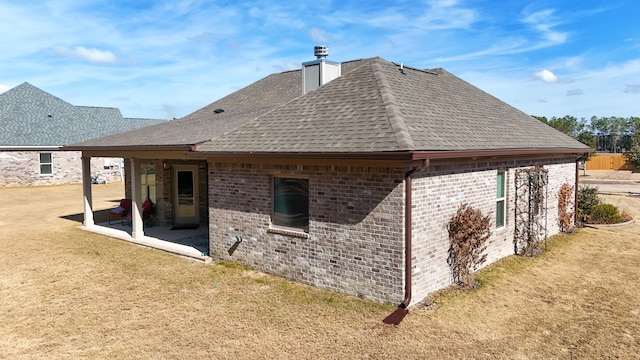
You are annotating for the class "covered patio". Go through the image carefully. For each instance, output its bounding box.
[77,155,211,263]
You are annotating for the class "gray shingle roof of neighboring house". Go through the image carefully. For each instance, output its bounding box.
[68,57,590,154]
[0,82,166,147]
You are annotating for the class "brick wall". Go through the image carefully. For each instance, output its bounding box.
[205,157,577,305]
[410,156,577,304]
[0,150,123,186]
[545,160,578,236]
[207,162,407,304]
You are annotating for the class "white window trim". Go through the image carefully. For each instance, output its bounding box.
[39,152,53,176]
[496,170,506,228]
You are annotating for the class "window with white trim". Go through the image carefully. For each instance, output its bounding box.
[496,171,506,227]
[39,152,53,175]
[272,177,309,231]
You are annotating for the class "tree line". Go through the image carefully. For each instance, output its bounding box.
[533,115,640,153]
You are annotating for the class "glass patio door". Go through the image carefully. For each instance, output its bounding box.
[173,165,198,225]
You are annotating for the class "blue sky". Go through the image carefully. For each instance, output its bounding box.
[1,0,638,121]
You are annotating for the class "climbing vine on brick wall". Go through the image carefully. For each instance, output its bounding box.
[557,183,574,233]
[447,203,491,288]
[514,166,549,256]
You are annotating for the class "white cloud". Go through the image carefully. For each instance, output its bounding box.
[429,0,459,6]
[563,56,584,69]
[0,1,635,121]
[417,0,476,30]
[310,28,328,43]
[53,46,118,64]
[624,84,640,94]
[522,9,567,45]
[327,0,476,32]
[535,69,558,83]
[0,84,11,93]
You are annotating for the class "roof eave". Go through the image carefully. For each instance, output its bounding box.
[63,144,196,152]
[0,145,61,151]
[411,147,594,160]
[188,147,594,161]
[189,150,415,161]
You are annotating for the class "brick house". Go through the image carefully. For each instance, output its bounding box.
[68,49,590,306]
[0,82,165,186]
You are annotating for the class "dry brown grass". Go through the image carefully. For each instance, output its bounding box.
[0,183,639,359]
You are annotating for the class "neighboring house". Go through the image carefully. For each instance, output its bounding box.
[0,82,165,186]
[67,49,591,306]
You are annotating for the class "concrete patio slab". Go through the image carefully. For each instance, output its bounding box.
[78,222,211,263]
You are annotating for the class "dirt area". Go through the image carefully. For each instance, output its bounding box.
[580,169,640,183]
[0,183,639,359]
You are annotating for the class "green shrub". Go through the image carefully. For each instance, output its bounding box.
[588,203,623,224]
[623,142,640,168]
[578,185,600,221]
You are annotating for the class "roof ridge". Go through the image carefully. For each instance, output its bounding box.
[194,59,380,146]
[2,82,76,109]
[371,59,415,150]
[76,105,119,110]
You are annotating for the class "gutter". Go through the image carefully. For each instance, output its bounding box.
[410,148,593,160]
[186,147,592,161]
[400,159,430,309]
[0,146,61,151]
[62,144,194,152]
[59,145,593,162]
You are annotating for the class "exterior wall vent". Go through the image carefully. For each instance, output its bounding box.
[302,45,341,94]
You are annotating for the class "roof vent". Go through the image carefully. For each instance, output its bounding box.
[213,108,224,114]
[314,45,328,59]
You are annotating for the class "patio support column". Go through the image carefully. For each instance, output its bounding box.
[130,158,144,239]
[82,155,94,227]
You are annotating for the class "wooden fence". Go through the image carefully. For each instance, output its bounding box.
[585,153,635,170]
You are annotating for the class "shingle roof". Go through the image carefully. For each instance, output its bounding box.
[198,58,588,153]
[69,59,376,148]
[69,69,303,147]
[0,82,166,147]
[69,57,589,154]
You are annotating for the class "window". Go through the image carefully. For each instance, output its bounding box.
[272,177,309,231]
[39,152,52,175]
[496,171,506,227]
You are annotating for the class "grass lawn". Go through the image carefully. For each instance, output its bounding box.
[0,183,638,359]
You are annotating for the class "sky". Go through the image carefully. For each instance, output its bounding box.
[1,0,639,121]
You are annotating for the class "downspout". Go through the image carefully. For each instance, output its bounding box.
[398,159,430,310]
[575,157,580,225]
